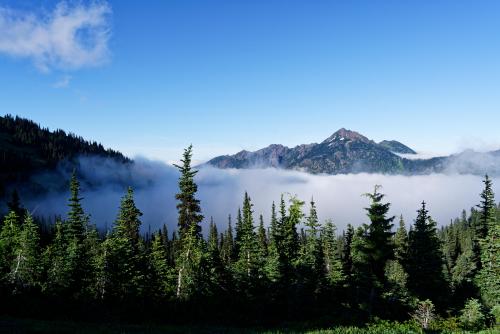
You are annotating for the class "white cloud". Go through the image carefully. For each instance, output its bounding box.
[0,1,111,72]
[21,157,498,234]
[53,74,72,88]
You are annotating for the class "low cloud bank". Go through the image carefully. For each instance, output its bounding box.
[19,156,500,234]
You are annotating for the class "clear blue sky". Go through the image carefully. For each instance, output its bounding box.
[1,0,500,163]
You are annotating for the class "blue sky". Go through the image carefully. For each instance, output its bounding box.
[1,0,500,163]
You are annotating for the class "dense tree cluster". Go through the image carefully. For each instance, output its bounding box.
[0,146,498,329]
[0,114,129,196]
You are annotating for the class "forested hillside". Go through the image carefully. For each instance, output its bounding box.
[0,114,129,197]
[0,146,498,333]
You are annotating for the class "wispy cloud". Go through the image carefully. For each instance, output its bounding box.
[53,74,72,88]
[0,1,111,72]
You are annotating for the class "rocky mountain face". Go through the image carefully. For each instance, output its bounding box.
[205,129,500,175]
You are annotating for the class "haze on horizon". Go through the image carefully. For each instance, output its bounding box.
[1,1,500,163]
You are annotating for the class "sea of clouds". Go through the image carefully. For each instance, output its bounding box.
[19,155,500,234]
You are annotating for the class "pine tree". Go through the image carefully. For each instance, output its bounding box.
[205,218,227,295]
[362,186,395,316]
[363,186,395,284]
[321,220,344,286]
[150,232,173,300]
[477,175,495,240]
[174,145,203,240]
[0,211,21,278]
[174,145,204,300]
[476,177,500,308]
[407,201,446,304]
[67,170,87,242]
[106,187,145,299]
[220,215,234,265]
[394,215,408,263]
[341,224,354,281]
[257,214,268,258]
[234,192,260,287]
[265,201,283,284]
[298,199,325,294]
[43,220,74,294]
[9,213,41,292]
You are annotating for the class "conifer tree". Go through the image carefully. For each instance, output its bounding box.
[394,215,408,263]
[174,145,203,239]
[476,177,500,308]
[258,214,268,258]
[220,215,234,265]
[298,199,324,293]
[67,170,87,242]
[363,186,395,284]
[407,202,446,304]
[9,213,41,292]
[43,220,74,294]
[174,145,204,299]
[321,220,344,286]
[341,224,354,279]
[265,201,283,284]
[0,211,21,278]
[234,192,260,286]
[477,175,495,240]
[106,187,145,299]
[205,218,227,295]
[150,232,173,300]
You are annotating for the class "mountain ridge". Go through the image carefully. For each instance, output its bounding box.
[205,129,499,176]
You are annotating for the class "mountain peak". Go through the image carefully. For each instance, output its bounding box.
[322,128,369,143]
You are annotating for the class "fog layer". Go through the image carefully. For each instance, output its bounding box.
[19,156,499,233]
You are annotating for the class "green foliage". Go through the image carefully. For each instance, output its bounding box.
[9,213,41,292]
[174,145,204,239]
[459,299,486,331]
[0,211,21,278]
[1,145,500,330]
[407,202,447,305]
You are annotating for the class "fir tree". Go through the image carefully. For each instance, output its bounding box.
[234,192,260,286]
[150,232,173,300]
[394,215,408,264]
[407,201,447,304]
[477,175,495,240]
[9,213,41,292]
[174,145,204,239]
[0,211,21,278]
[67,170,87,242]
[106,187,145,299]
[174,146,204,299]
[321,220,344,286]
[363,186,395,284]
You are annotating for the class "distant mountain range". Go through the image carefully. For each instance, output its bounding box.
[205,128,500,175]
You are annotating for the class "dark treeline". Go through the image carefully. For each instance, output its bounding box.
[0,146,498,331]
[0,114,129,196]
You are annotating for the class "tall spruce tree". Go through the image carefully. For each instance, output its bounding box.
[477,175,495,240]
[407,201,446,304]
[67,170,87,242]
[476,177,500,307]
[234,192,260,288]
[394,216,408,264]
[174,145,204,299]
[0,211,21,279]
[106,187,145,299]
[9,213,40,292]
[363,186,395,283]
[174,145,203,239]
